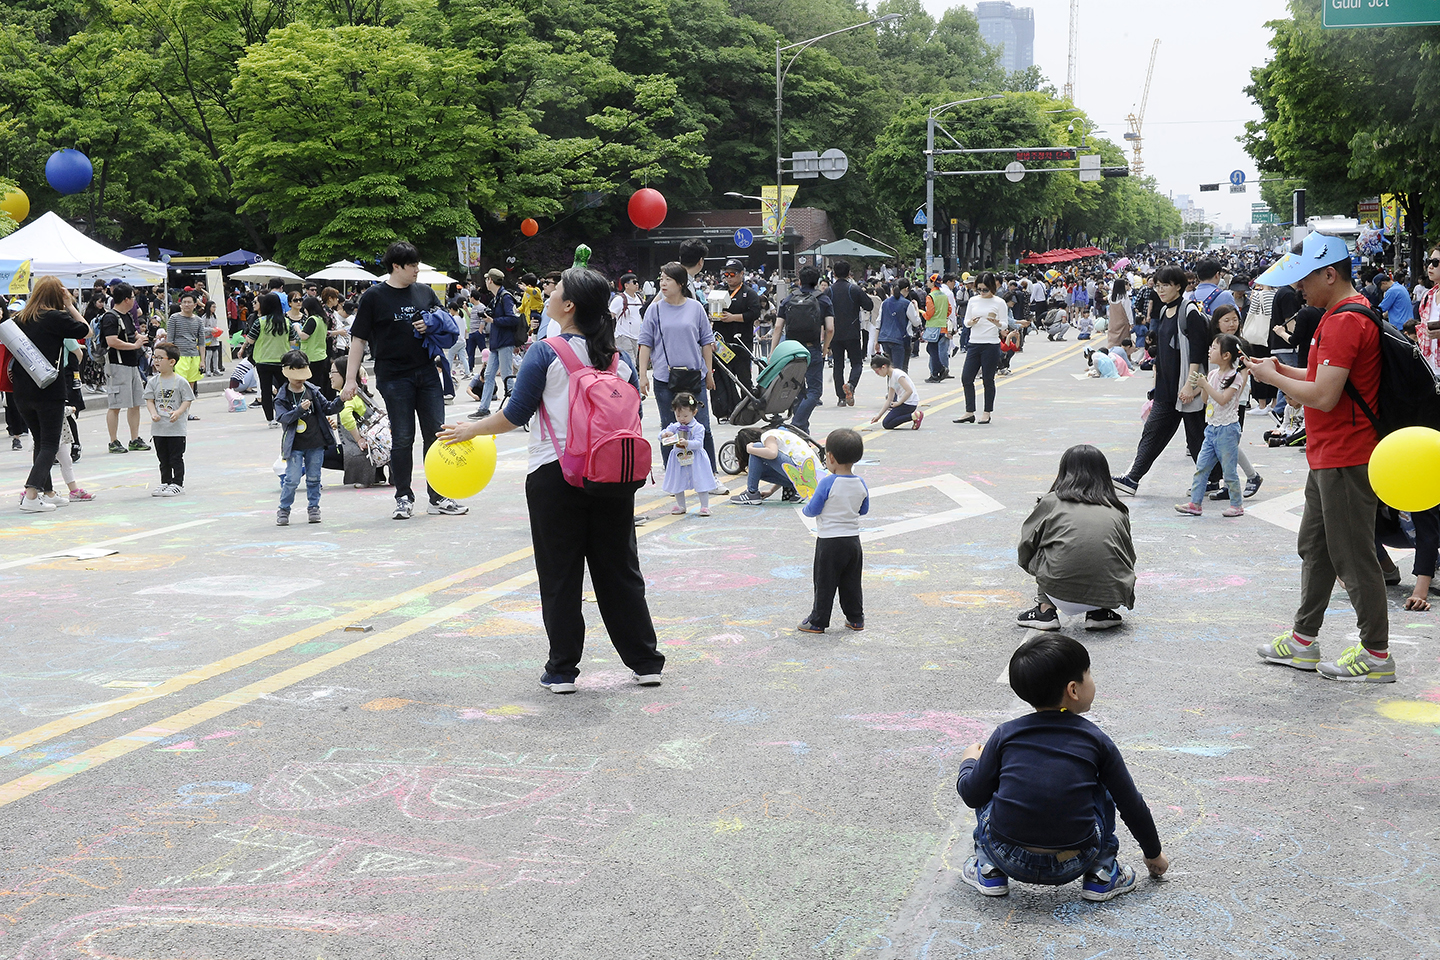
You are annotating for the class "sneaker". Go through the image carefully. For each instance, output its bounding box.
[843,383,854,405]
[392,496,414,520]
[708,486,730,497]
[1243,474,1264,498]
[1208,485,1231,502]
[730,491,768,506]
[912,409,924,430]
[698,507,711,517]
[1317,644,1396,683]
[10,437,20,450]
[1112,475,1138,496]
[1257,632,1321,671]
[128,438,151,451]
[159,484,183,497]
[1222,505,1244,518]
[1081,864,1137,902]
[67,488,94,502]
[846,621,864,632]
[962,857,1009,897]
[1205,478,1221,493]
[276,509,290,526]
[40,492,68,507]
[1083,608,1124,630]
[108,440,128,454]
[781,489,807,504]
[633,673,663,687]
[539,671,577,694]
[1016,605,1060,630]
[308,507,322,523]
[151,484,169,497]
[467,408,489,420]
[797,620,825,634]
[187,414,200,421]
[427,498,469,515]
[1174,502,1202,516]
[18,497,55,513]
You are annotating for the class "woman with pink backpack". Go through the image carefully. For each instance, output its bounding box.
[438,267,664,695]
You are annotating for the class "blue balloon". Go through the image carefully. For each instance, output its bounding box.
[45,149,93,195]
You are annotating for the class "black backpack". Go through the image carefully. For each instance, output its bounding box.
[1333,303,1440,436]
[784,290,824,345]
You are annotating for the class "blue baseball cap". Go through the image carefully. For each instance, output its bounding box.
[1256,233,1350,286]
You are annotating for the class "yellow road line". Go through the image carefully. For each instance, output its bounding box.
[0,491,676,760]
[0,509,687,808]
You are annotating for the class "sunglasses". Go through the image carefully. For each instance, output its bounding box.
[1428,258,1440,268]
[722,271,738,277]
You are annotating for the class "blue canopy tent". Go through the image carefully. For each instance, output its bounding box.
[210,249,262,267]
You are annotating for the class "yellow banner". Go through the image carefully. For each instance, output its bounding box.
[760,185,798,238]
[0,259,30,295]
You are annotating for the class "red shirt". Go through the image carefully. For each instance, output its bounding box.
[1304,293,1379,469]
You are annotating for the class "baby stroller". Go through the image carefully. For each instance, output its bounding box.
[713,336,821,475]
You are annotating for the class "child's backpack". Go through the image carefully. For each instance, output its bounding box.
[1333,303,1440,436]
[536,336,649,496]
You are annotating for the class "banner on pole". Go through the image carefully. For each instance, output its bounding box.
[760,186,799,238]
[0,259,31,295]
[455,237,484,270]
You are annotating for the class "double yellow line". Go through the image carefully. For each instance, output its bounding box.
[0,500,681,809]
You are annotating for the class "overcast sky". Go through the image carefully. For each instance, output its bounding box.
[922,0,1295,232]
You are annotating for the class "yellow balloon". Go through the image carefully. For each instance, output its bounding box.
[1368,426,1440,512]
[424,435,497,500]
[0,187,29,224]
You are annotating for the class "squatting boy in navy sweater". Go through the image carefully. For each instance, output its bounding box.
[956,635,1169,901]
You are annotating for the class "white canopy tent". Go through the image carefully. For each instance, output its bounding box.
[381,262,457,285]
[0,212,167,287]
[229,259,303,282]
[306,260,380,283]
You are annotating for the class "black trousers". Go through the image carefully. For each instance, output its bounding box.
[525,460,665,679]
[808,535,864,628]
[153,435,186,486]
[1124,399,1205,482]
[831,337,864,400]
[14,395,63,492]
[961,342,1001,413]
[308,357,334,399]
[4,393,28,437]
[256,362,286,422]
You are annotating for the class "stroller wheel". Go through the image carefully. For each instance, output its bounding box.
[718,440,740,476]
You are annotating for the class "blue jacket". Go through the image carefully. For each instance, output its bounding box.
[878,295,911,345]
[275,381,345,458]
[488,290,523,349]
[415,307,460,357]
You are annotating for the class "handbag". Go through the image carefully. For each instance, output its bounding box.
[922,326,942,343]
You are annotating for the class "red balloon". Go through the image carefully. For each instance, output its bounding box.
[520,218,539,237]
[628,188,667,230]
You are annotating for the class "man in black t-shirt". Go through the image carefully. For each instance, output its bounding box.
[827,260,873,407]
[99,283,151,454]
[341,241,468,521]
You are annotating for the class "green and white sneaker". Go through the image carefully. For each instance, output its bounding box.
[1317,644,1396,683]
[1257,632,1320,671]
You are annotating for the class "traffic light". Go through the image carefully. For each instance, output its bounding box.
[1102,167,1130,178]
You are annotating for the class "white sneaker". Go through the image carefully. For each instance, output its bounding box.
[161,484,183,497]
[40,492,68,507]
[19,497,55,513]
[426,498,469,515]
[150,484,169,497]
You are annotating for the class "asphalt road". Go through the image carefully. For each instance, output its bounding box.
[0,336,1435,960]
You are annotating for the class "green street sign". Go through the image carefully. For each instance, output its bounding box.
[1324,0,1440,28]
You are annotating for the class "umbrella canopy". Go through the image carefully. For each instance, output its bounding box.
[804,238,892,259]
[120,244,182,260]
[210,249,263,267]
[229,259,303,282]
[380,262,457,285]
[0,212,167,286]
[306,260,380,282]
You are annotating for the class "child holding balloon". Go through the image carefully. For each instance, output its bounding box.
[660,392,715,515]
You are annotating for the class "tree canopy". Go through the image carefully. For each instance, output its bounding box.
[0,0,1182,271]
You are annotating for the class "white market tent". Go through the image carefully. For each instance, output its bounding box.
[381,262,457,285]
[0,212,167,286]
[229,259,303,282]
[306,260,380,283]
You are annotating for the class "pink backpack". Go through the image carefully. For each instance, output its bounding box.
[536,336,650,496]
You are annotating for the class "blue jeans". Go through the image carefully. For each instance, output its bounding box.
[1190,421,1242,507]
[377,369,446,504]
[927,332,946,379]
[652,378,717,474]
[746,454,796,495]
[280,447,325,511]
[879,340,907,372]
[478,344,513,412]
[973,793,1117,886]
[790,344,824,434]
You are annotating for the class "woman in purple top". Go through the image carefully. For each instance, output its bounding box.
[636,262,721,477]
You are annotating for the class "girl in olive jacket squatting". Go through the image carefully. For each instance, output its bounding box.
[1014,445,1137,632]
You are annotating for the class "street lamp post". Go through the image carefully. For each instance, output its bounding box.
[777,14,900,286]
[925,94,1003,273]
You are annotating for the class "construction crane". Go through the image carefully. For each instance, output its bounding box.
[1063,0,1078,101]
[1124,39,1160,178]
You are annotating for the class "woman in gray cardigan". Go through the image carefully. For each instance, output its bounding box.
[1016,445,1137,631]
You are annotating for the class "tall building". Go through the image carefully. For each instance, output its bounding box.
[976,2,1035,74]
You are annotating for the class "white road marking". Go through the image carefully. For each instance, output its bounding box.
[0,519,212,571]
[795,473,1006,544]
